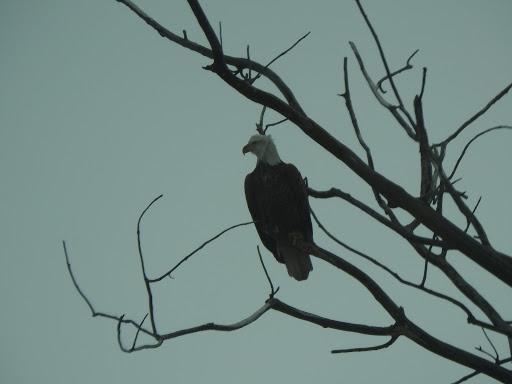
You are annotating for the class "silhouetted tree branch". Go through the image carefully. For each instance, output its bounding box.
[65,1,512,383]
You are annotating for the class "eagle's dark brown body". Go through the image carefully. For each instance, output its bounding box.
[244,161,313,280]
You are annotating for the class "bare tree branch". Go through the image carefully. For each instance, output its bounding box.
[339,57,374,169]
[309,208,484,324]
[131,314,148,351]
[449,125,512,180]
[453,357,512,384]
[136,194,162,334]
[149,220,254,283]
[63,241,157,339]
[297,241,512,382]
[115,0,304,112]
[257,245,279,299]
[435,82,512,148]
[308,186,445,247]
[354,0,416,130]
[332,335,399,354]
[414,95,433,202]
[377,49,418,93]
[250,32,310,84]
[271,298,399,336]
[429,153,491,246]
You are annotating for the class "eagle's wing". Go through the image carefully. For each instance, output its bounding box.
[245,171,282,263]
[276,163,313,243]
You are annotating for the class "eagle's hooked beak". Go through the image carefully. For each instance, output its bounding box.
[242,143,253,155]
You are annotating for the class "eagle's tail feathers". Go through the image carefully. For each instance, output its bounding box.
[280,247,313,281]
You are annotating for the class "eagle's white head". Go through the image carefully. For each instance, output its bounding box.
[242,134,282,166]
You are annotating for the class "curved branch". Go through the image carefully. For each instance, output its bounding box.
[435,82,512,148]
[137,194,162,334]
[251,32,310,84]
[257,245,279,299]
[429,153,490,246]
[339,57,374,169]
[271,298,398,336]
[332,335,398,354]
[376,49,418,93]
[63,241,157,339]
[149,221,254,283]
[157,301,273,342]
[449,125,512,179]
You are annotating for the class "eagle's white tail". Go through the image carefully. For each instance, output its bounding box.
[280,247,313,281]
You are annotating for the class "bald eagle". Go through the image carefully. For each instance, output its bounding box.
[243,134,313,281]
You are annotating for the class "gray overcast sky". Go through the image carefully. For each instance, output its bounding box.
[1,1,511,383]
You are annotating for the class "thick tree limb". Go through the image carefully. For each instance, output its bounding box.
[297,241,512,383]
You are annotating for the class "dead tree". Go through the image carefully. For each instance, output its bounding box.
[64,1,512,383]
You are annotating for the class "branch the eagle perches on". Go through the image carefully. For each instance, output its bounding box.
[65,0,512,382]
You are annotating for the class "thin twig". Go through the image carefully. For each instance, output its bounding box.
[332,335,399,354]
[339,57,374,169]
[434,82,512,148]
[419,67,427,100]
[117,315,127,352]
[475,346,497,361]
[257,246,279,299]
[149,221,255,282]
[64,236,161,340]
[131,314,149,351]
[429,153,490,246]
[419,239,435,287]
[250,32,310,84]
[349,42,416,139]
[420,257,429,286]
[246,45,251,80]
[354,0,416,128]
[63,241,96,314]
[256,106,266,134]
[448,125,512,180]
[482,328,499,361]
[265,118,288,132]
[137,194,163,335]
[377,50,419,92]
[464,197,482,234]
